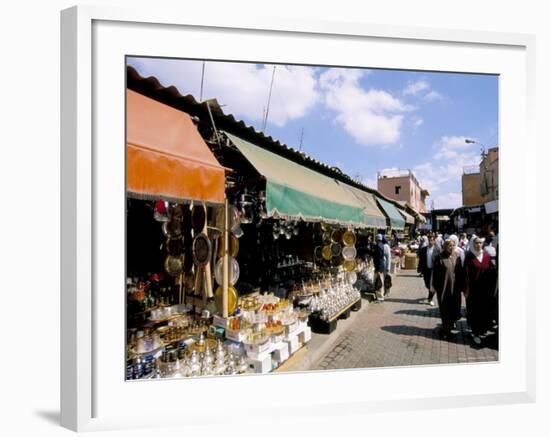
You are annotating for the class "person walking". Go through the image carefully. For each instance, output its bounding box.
[383,236,392,297]
[483,231,497,266]
[449,234,465,266]
[372,234,388,302]
[463,236,497,345]
[432,238,463,340]
[417,235,437,306]
[483,231,499,332]
[459,233,468,249]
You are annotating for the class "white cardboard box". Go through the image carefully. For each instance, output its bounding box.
[273,341,289,363]
[299,326,312,344]
[285,336,300,355]
[248,354,272,374]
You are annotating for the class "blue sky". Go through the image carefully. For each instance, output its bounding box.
[128,57,498,209]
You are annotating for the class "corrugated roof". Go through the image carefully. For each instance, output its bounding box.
[126,65,410,215]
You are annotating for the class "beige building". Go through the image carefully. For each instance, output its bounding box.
[480,147,499,203]
[460,147,499,210]
[462,166,482,206]
[377,169,429,213]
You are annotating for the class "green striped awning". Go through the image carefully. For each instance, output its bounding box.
[376,197,406,230]
[224,132,366,226]
[339,183,387,228]
[398,208,415,225]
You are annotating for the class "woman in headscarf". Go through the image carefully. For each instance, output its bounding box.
[432,238,463,339]
[463,235,497,345]
[448,234,465,266]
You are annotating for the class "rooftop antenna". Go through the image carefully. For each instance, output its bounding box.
[199,61,206,101]
[262,66,276,132]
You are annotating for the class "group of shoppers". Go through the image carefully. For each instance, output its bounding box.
[417,231,498,344]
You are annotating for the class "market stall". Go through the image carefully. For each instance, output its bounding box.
[220,132,365,338]
[126,89,236,379]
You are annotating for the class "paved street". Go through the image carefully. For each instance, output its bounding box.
[310,270,498,371]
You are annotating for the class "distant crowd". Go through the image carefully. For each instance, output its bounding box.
[366,230,499,346]
[416,231,498,344]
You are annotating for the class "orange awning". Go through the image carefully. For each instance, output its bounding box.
[126,89,225,204]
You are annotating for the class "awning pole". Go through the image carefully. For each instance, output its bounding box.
[222,199,229,318]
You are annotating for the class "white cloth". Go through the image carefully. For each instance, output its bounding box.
[383,243,391,273]
[448,235,465,265]
[427,246,434,269]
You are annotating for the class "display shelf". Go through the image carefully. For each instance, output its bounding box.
[308,298,361,334]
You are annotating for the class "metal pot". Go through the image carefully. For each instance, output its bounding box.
[321,244,332,261]
[162,221,182,239]
[331,229,343,244]
[215,285,239,314]
[217,234,239,258]
[342,245,357,261]
[192,233,212,267]
[343,259,357,272]
[314,246,323,262]
[342,230,356,246]
[214,256,240,286]
[165,237,185,255]
[330,242,342,257]
[164,255,184,276]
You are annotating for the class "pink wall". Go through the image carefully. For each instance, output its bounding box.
[377,175,428,212]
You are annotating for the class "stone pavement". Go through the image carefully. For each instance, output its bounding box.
[310,270,498,371]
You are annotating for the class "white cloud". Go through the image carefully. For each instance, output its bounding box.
[412,135,482,210]
[424,90,443,102]
[412,117,424,128]
[319,69,412,146]
[403,79,444,103]
[128,58,319,128]
[403,80,430,96]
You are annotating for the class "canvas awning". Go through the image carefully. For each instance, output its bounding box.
[339,183,387,228]
[398,209,415,225]
[375,197,406,230]
[126,89,225,204]
[485,199,498,214]
[224,132,366,226]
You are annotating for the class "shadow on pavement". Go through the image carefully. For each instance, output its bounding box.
[383,297,426,305]
[394,308,440,318]
[381,323,499,351]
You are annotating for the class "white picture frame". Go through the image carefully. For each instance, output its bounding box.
[61,5,536,432]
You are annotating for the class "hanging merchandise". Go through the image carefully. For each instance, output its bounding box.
[215,285,239,314]
[217,233,239,258]
[153,200,170,222]
[229,205,244,238]
[238,189,255,224]
[342,245,357,261]
[164,255,184,277]
[214,256,240,286]
[342,229,356,246]
[192,233,212,267]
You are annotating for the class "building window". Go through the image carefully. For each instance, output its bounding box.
[395,186,401,195]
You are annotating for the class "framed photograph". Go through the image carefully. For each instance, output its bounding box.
[61,5,536,432]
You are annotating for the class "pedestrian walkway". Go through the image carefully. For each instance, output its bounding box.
[278,270,498,373]
[311,270,498,371]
